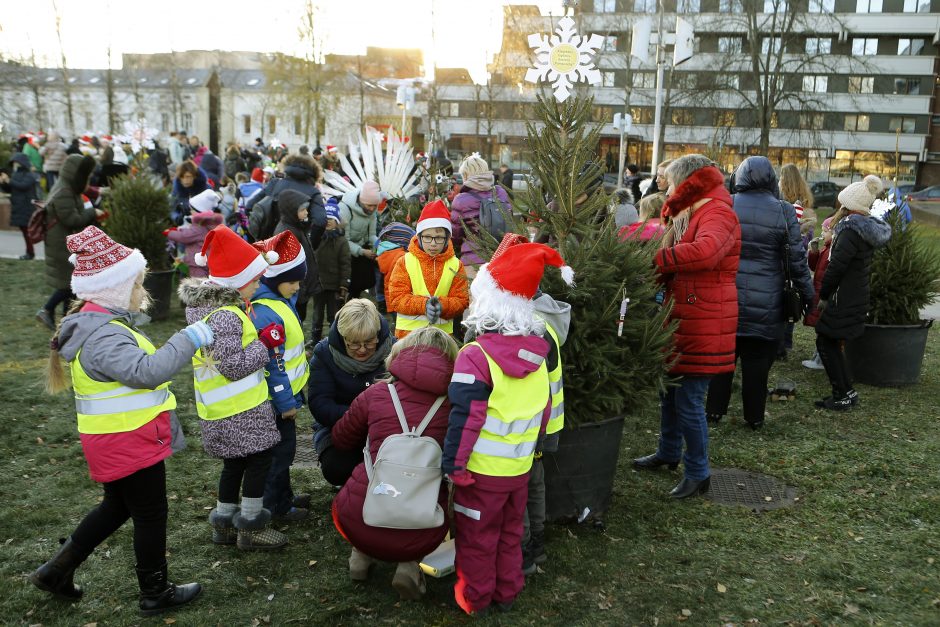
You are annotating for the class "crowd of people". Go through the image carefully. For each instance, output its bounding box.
[8,129,902,618]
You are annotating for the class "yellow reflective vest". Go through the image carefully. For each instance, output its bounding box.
[192,305,268,421]
[543,322,565,435]
[72,321,177,435]
[252,297,310,395]
[465,341,550,477]
[395,252,460,334]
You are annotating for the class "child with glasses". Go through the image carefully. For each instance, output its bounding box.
[387,200,469,339]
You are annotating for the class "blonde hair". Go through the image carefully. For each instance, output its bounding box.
[45,300,87,395]
[384,327,458,374]
[657,158,673,171]
[779,163,814,209]
[336,298,382,343]
[459,154,489,180]
[638,192,666,221]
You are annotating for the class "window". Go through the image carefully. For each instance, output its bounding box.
[448,102,459,116]
[761,37,783,55]
[809,0,834,12]
[763,0,787,12]
[674,73,697,89]
[800,112,825,130]
[719,36,743,54]
[802,75,828,93]
[242,115,251,134]
[602,36,619,52]
[86,112,95,130]
[770,111,779,128]
[844,114,870,131]
[594,0,616,11]
[677,0,700,11]
[719,0,744,10]
[903,0,931,11]
[160,113,170,132]
[181,113,193,133]
[848,76,874,93]
[713,111,736,126]
[894,78,921,95]
[592,106,614,123]
[856,0,882,11]
[601,71,616,87]
[267,115,276,134]
[851,38,878,55]
[632,72,656,88]
[889,117,916,133]
[897,38,925,55]
[630,106,653,124]
[719,75,740,90]
[672,109,694,125]
[805,37,832,54]
[634,0,656,11]
[293,115,302,135]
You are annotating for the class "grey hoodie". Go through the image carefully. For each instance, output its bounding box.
[533,293,571,452]
[58,307,197,451]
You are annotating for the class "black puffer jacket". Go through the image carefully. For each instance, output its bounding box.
[246,162,326,249]
[816,213,892,340]
[731,157,814,342]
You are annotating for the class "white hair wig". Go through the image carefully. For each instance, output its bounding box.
[462,265,546,337]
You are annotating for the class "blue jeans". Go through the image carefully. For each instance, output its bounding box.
[263,416,297,515]
[657,376,712,481]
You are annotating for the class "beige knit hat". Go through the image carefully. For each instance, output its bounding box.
[458,153,489,179]
[837,175,883,215]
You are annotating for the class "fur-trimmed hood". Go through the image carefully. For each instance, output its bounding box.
[179,277,245,323]
[663,166,730,218]
[834,213,892,249]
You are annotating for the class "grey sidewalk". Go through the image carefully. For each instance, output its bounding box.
[0,229,43,260]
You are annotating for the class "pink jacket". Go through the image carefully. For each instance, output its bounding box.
[167,213,223,277]
[619,220,666,241]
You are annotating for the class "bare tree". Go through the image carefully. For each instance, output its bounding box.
[51,0,75,133]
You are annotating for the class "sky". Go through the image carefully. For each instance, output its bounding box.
[0,0,561,83]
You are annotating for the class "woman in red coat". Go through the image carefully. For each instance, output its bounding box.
[331,327,457,600]
[633,154,741,499]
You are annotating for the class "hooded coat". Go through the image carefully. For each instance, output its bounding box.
[816,214,892,340]
[331,345,452,561]
[315,222,352,292]
[2,153,41,227]
[44,154,98,289]
[274,188,321,297]
[654,166,741,376]
[179,278,280,458]
[56,302,193,482]
[338,188,378,257]
[731,157,814,342]
[449,185,512,266]
[246,161,326,249]
[166,212,224,277]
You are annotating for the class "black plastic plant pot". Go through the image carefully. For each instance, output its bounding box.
[143,268,176,321]
[543,415,625,523]
[846,320,933,387]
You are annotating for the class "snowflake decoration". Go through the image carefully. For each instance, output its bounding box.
[870,198,895,220]
[524,15,604,102]
[193,350,220,381]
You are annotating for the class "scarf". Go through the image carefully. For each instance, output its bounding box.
[661,207,692,249]
[330,334,394,375]
[465,172,495,192]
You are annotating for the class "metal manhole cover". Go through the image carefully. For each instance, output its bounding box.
[292,437,319,469]
[706,468,797,511]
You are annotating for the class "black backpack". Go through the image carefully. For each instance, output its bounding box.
[478,188,508,239]
[248,194,280,241]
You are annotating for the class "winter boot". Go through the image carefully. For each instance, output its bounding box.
[29,536,91,601]
[136,561,202,617]
[801,351,825,370]
[209,505,238,545]
[522,532,546,575]
[348,546,375,582]
[232,507,287,551]
[391,561,426,600]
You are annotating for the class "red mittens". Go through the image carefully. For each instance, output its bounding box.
[258,323,286,349]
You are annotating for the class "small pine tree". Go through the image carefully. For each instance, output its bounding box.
[868,210,940,325]
[104,174,173,271]
[485,94,675,425]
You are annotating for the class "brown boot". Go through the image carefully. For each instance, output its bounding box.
[348,547,374,582]
[392,561,426,600]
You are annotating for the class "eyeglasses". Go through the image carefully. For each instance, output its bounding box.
[420,235,448,245]
[344,337,378,351]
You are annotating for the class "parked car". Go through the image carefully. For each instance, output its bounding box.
[512,173,529,193]
[810,181,842,208]
[907,185,940,203]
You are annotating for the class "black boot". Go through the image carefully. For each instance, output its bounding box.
[29,536,91,601]
[670,476,711,499]
[632,453,679,471]
[136,562,202,617]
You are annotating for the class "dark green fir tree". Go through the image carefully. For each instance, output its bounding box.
[103,174,173,271]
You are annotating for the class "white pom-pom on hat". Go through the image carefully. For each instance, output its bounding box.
[69,253,78,266]
[560,265,575,286]
[194,252,208,267]
[264,251,279,264]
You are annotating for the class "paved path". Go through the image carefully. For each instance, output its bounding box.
[0,230,43,260]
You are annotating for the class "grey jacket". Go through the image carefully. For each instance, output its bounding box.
[534,293,571,452]
[339,188,378,257]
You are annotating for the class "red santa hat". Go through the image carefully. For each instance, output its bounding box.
[252,231,307,280]
[66,225,147,299]
[195,225,273,289]
[326,145,338,154]
[415,199,451,234]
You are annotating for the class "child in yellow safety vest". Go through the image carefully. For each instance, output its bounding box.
[179,225,288,551]
[249,231,312,521]
[442,241,574,616]
[387,199,469,339]
[34,226,205,616]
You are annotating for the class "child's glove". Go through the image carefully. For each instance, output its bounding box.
[182,321,214,349]
[426,296,442,324]
[447,470,475,487]
[258,323,286,349]
[162,227,178,236]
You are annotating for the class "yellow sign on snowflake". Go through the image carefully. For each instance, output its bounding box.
[525,16,604,102]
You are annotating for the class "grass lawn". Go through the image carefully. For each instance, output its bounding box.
[1,258,939,626]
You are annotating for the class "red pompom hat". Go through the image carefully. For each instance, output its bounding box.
[66,225,146,297]
[252,231,307,282]
[195,225,272,289]
[482,242,574,300]
[415,199,451,234]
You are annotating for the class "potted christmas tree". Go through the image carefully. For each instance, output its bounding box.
[505,94,675,521]
[103,173,175,320]
[846,204,940,386]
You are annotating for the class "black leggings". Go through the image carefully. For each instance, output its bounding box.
[71,461,168,571]
[218,450,273,503]
[44,288,74,316]
[706,337,778,424]
[816,333,853,396]
[318,444,362,487]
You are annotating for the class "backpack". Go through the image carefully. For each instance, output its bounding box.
[478,187,509,238]
[248,193,280,241]
[26,200,54,245]
[362,383,446,530]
